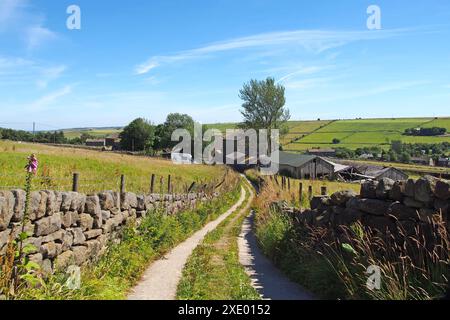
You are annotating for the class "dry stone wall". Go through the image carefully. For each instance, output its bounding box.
[281,176,449,239]
[0,189,216,274]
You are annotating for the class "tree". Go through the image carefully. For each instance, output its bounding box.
[399,152,411,164]
[120,118,155,152]
[154,113,195,150]
[332,138,341,144]
[391,140,403,154]
[239,77,290,133]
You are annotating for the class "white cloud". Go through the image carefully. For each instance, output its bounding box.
[277,66,332,83]
[36,65,66,88]
[292,81,428,105]
[30,85,72,110]
[26,24,57,50]
[0,0,26,28]
[135,28,413,75]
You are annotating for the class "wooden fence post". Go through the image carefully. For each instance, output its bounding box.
[120,175,125,194]
[150,174,155,194]
[72,173,79,192]
[168,175,172,193]
[308,185,313,200]
[321,186,328,196]
[288,178,291,191]
[299,183,303,207]
[188,182,196,193]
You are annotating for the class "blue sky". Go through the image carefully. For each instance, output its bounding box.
[0,0,450,131]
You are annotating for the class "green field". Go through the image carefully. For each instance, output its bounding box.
[62,127,123,139]
[0,141,225,194]
[283,118,450,151]
[207,117,449,151]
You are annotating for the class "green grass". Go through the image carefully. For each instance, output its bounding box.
[177,184,260,300]
[284,117,450,151]
[17,182,242,300]
[254,207,346,299]
[62,128,122,139]
[208,117,450,151]
[0,140,225,193]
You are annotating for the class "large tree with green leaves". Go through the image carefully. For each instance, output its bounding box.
[154,113,195,150]
[239,77,290,133]
[119,118,155,152]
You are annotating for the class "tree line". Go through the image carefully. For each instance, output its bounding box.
[404,127,447,136]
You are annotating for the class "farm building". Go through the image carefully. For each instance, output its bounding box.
[349,164,409,181]
[105,133,121,149]
[275,152,335,179]
[307,148,337,157]
[85,139,106,147]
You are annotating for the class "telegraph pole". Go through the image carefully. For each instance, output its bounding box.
[33,122,36,142]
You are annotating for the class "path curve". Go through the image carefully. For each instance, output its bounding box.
[238,208,315,300]
[128,187,247,300]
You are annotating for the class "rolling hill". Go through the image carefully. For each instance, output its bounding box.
[208,117,450,151]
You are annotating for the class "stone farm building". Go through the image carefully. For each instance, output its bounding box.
[274,152,409,181]
[85,139,106,147]
[350,164,409,181]
[276,152,338,179]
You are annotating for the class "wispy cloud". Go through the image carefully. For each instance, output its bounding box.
[36,65,66,88]
[0,0,26,29]
[30,85,72,110]
[292,81,429,105]
[135,28,413,75]
[26,24,57,50]
[277,66,332,83]
[0,55,66,89]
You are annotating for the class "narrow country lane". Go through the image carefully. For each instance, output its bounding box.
[128,187,247,300]
[238,211,315,300]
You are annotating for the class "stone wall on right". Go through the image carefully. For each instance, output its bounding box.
[284,176,449,239]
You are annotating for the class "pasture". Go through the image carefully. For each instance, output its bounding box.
[283,117,450,151]
[0,141,225,194]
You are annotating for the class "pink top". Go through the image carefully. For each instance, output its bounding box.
[27,158,38,174]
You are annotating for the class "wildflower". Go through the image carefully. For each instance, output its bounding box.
[25,154,39,175]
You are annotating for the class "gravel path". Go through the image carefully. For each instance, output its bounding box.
[128,187,247,300]
[238,211,315,300]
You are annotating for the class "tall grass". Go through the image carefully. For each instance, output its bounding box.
[0,140,225,193]
[252,173,449,300]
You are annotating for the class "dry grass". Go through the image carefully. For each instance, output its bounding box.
[251,171,449,300]
[247,168,360,209]
[0,140,225,194]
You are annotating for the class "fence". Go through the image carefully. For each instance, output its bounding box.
[267,174,331,208]
[0,171,227,195]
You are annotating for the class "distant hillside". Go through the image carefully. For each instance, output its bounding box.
[59,117,449,148]
[61,127,123,139]
[207,117,450,151]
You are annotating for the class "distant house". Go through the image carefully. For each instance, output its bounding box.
[437,158,450,167]
[85,139,106,147]
[411,157,434,166]
[307,148,336,157]
[105,134,121,150]
[359,153,374,160]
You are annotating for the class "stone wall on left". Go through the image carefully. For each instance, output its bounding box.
[0,189,217,274]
